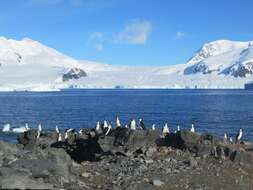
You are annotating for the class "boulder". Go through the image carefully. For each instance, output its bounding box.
[230,149,253,165]
[9,159,56,178]
[45,148,73,181]
[99,129,160,155]
[69,138,103,162]
[0,168,53,190]
[17,129,38,150]
[0,140,19,155]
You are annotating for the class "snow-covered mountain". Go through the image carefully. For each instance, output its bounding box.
[0,37,253,91]
[0,37,87,91]
[184,40,253,77]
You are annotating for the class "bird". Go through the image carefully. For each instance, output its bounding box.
[64,128,74,140]
[190,124,195,133]
[177,125,181,132]
[116,116,121,128]
[58,133,62,142]
[229,137,233,143]
[223,133,228,141]
[79,129,83,134]
[130,119,136,130]
[105,123,112,136]
[2,123,11,132]
[125,124,128,128]
[37,124,42,139]
[96,121,101,131]
[151,124,156,131]
[163,123,170,134]
[235,128,243,144]
[25,123,30,131]
[139,118,146,130]
[55,125,60,134]
[103,120,109,129]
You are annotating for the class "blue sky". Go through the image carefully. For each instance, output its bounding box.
[0,0,253,66]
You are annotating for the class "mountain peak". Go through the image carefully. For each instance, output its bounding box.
[187,39,251,65]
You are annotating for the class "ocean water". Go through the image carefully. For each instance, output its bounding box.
[0,89,253,142]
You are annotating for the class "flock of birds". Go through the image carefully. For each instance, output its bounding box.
[1,117,244,144]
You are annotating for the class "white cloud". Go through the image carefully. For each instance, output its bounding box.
[176,31,185,40]
[87,32,104,51]
[115,20,152,45]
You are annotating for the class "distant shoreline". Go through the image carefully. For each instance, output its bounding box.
[0,87,248,93]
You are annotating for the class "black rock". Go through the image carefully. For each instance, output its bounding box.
[62,68,87,82]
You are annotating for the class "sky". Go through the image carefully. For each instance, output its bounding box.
[0,0,253,66]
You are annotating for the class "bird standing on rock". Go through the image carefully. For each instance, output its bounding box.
[163,123,170,134]
[223,133,228,141]
[190,124,195,133]
[177,125,181,133]
[58,133,62,141]
[103,120,109,129]
[55,125,62,142]
[139,118,146,130]
[25,123,30,131]
[64,128,74,140]
[105,123,112,136]
[96,121,101,131]
[116,116,121,128]
[130,119,136,130]
[152,124,156,131]
[56,125,60,134]
[235,128,243,144]
[37,124,42,139]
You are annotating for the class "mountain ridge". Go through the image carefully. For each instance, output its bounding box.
[0,37,253,91]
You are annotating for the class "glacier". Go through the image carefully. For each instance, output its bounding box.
[0,37,253,91]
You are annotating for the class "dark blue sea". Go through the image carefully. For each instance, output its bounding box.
[0,89,253,142]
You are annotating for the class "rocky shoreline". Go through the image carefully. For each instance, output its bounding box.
[0,128,253,190]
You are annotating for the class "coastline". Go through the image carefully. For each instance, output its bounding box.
[0,128,252,189]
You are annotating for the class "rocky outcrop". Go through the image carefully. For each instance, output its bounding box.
[1,129,253,189]
[62,68,87,82]
[99,128,160,155]
[157,130,253,165]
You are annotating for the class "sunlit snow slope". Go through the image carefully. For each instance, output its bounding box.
[0,37,253,91]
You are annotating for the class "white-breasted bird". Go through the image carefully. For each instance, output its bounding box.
[152,124,156,131]
[56,125,60,134]
[235,128,243,144]
[130,119,136,130]
[103,120,109,129]
[64,128,74,140]
[224,133,228,141]
[116,116,121,128]
[163,123,170,134]
[58,133,62,142]
[96,121,100,131]
[105,123,112,136]
[37,124,42,139]
[177,125,181,132]
[139,118,146,130]
[25,123,30,131]
[190,124,195,133]
[79,129,83,134]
